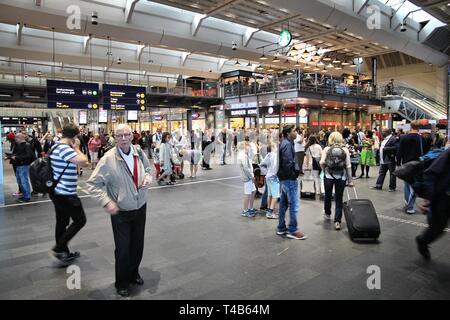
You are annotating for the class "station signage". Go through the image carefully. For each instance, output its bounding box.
[47,80,99,109]
[98,109,108,124]
[227,108,257,117]
[154,115,164,121]
[103,84,146,110]
[127,110,138,122]
[229,102,257,109]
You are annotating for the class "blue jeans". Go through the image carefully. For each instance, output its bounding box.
[278,180,299,233]
[324,177,346,223]
[404,182,416,211]
[16,165,31,200]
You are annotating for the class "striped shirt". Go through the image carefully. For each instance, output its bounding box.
[49,142,78,195]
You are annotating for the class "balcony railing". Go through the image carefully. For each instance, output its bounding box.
[223,73,377,100]
[0,59,219,98]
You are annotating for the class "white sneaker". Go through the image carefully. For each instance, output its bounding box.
[335,222,341,230]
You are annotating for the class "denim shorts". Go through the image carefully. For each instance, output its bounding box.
[266,176,280,198]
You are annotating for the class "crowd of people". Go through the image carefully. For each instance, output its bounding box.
[2,120,449,297]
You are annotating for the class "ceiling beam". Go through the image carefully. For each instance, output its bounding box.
[191,0,245,36]
[191,13,207,37]
[181,52,192,66]
[422,0,449,9]
[217,58,227,71]
[137,43,146,60]
[16,23,23,46]
[124,0,140,24]
[83,34,91,54]
[243,27,259,47]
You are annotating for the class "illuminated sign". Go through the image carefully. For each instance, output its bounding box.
[278,29,292,47]
[98,109,108,124]
[47,80,99,109]
[79,110,87,125]
[127,110,138,122]
[299,108,308,117]
[103,84,146,110]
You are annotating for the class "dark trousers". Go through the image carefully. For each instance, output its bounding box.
[295,151,305,173]
[49,194,87,253]
[419,194,450,245]
[351,163,358,177]
[375,162,396,190]
[324,178,346,223]
[111,204,146,289]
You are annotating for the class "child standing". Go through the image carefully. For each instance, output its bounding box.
[238,141,256,218]
[259,143,279,219]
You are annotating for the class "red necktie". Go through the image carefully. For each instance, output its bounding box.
[133,156,138,189]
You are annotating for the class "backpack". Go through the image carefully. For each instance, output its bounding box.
[394,148,444,197]
[324,144,347,178]
[29,144,70,194]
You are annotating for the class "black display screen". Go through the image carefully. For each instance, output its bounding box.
[47,80,99,109]
[103,84,146,110]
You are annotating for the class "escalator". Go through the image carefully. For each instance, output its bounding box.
[380,81,447,122]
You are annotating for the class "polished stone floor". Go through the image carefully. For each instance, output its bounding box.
[0,152,449,300]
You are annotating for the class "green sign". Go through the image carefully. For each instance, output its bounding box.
[278,29,292,47]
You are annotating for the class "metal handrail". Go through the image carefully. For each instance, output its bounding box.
[0,59,219,98]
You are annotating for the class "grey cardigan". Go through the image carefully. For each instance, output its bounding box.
[87,145,153,211]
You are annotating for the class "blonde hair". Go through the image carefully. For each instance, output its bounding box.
[328,132,345,145]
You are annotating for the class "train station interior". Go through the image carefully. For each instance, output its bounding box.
[0,0,449,301]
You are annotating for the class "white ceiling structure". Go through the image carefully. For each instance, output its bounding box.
[0,0,447,82]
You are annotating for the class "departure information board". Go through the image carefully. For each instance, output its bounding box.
[47,80,99,109]
[102,84,146,110]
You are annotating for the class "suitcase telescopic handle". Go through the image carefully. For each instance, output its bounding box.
[345,186,358,201]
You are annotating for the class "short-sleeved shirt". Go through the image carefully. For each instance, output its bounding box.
[49,143,78,195]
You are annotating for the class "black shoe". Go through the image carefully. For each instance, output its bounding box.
[117,288,130,297]
[370,186,382,190]
[31,191,39,196]
[17,197,31,203]
[260,207,268,211]
[132,275,144,285]
[416,236,431,261]
[63,251,80,263]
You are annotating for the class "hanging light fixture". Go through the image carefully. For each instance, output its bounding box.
[304,65,311,69]
[335,65,343,70]
[341,59,350,66]
[321,68,327,73]
[313,65,320,71]
[234,60,241,66]
[326,63,334,69]
[313,51,321,62]
[256,64,264,71]
[323,55,331,61]
[246,61,252,67]
[332,56,341,64]
[259,47,268,60]
[267,67,274,72]
[350,60,357,68]
[272,55,280,63]
[288,45,298,56]
[294,60,301,67]
[317,60,325,67]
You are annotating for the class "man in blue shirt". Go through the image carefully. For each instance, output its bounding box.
[277,125,307,240]
[49,124,89,264]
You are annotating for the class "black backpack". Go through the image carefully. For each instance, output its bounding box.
[324,144,347,178]
[29,144,70,193]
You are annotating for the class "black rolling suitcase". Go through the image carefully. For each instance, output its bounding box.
[343,187,380,242]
